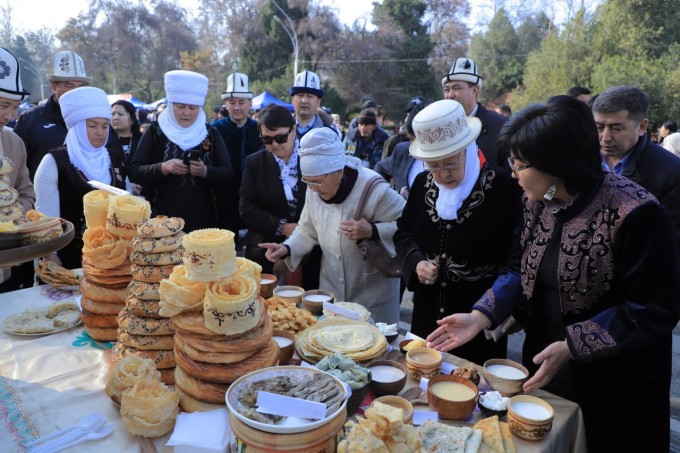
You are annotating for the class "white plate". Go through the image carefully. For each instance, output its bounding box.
[226,365,348,434]
[3,302,82,336]
[6,319,82,336]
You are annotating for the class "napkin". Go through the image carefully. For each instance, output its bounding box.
[166,409,230,453]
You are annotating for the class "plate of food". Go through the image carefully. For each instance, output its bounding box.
[34,261,82,290]
[3,301,82,335]
[226,365,349,434]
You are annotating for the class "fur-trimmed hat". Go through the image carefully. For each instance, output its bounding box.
[441,58,483,89]
[0,47,30,101]
[289,70,324,98]
[47,51,92,84]
[221,72,253,100]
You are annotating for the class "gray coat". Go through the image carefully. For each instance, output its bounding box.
[374,141,417,195]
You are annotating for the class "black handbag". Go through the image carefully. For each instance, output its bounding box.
[353,176,402,278]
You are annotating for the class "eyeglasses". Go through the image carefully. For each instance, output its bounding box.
[507,157,532,174]
[424,153,464,173]
[301,174,327,187]
[260,128,292,145]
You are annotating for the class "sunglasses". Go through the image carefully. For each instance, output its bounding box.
[260,128,292,145]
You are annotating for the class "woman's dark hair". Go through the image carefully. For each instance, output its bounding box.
[498,95,602,195]
[258,104,295,131]
[111,100,140,135]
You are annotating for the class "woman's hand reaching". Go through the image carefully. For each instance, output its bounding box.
[426,310,490,352]
[523,340,571,393]
[258,242,288,262]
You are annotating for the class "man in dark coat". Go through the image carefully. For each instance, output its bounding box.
[212,73,261,235]
[289,70,336,140]
[14,50,97,179]
[441,58,508,169]
[593,85,680,251]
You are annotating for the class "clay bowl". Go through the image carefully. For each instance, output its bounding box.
[272,329,296,365]
[346,376,371,416]
[426,374,478,420]
[366,360,407,396]
[405,347,442,381]
[482,358,529,397]
[301,289,334,315]
[273,285,305,305]
[371,396,413,424]
[259,273,277,299]
[507,395,554,441]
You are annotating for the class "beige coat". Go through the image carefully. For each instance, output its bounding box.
[285,162,406,324]
[0,129,36,282]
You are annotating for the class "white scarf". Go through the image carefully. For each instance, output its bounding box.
[157,102,208,151]
[64,121,112,184]
[273,139,300,201]
[434,141,480,220]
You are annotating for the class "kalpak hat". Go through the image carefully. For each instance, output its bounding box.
[409,99,481,161]
[290,70,324,98]
[59,87,111,129]
[47,50,92,84]
[441,58,483,89]
[221,72,253,100]
[0,47,30,101]
[164,70,209,107]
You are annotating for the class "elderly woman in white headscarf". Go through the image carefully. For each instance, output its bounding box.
[662,132,680,158]
[34,86,127,268]
[260,127,406,324]
[393,99,522,365]
[130,70,232,233]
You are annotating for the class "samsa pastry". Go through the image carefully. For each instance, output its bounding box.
[106,355,160,403]
[120,378,179,437]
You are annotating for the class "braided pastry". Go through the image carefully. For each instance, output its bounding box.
[131,233,184,253]
[113,343,176,369]
[0,156,15,175]
[0,202,23,222]
[117,305,175,336]
[126,296,162,319]
[130,263,174,283]
[127,280,160,301]
[119,331,175,351]
[0,187,18,207]
[137,216,185,238]
[130,249,183,266]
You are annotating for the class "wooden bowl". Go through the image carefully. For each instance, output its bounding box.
[507,395,554,441]
[482,359,529,396]
[272,329,296,365]
[372,396,413,424]
[366,360,407,396]
[426,374,478,420]
[273,285,305,305]
[405,347,442,380]
[259,273,277,299]
[301,289,334,315]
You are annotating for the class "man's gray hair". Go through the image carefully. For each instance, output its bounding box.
[592,86,648,122]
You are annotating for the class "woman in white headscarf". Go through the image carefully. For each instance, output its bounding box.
[34,86,127,268]
[259,127,406,324]
[393,99,522,365]
[130,70,232,233]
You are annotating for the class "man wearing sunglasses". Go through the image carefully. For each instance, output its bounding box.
[289,70,337,140]
[213,73,261,237]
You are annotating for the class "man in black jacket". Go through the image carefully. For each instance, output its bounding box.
[593,86,680,251]
[441,58,508,169]
[14,50,93,179]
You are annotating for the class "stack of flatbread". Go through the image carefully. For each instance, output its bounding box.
[296,319,388,363]
[472,416,516,453]
[34,260,81,288]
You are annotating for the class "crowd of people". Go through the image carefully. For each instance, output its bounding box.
[1,44,679,450]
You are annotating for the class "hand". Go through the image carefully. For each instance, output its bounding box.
[416,260,438,285]
[130,183,143,196]
[339,218,372,241]
[281,223,297,237]
[189,159,208,178]
[426,310,490,352]
[161,159,189,176]
[259,242,289,262]
[523,340,571,393]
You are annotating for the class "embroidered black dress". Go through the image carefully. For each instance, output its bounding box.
[50,146,127,269]
[395,157,522,365]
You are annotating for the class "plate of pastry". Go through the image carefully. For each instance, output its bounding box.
[3,301,82,335]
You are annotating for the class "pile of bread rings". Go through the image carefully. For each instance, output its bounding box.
[80,192,150,341]
[0,157,23,222]
[113,216,185,385]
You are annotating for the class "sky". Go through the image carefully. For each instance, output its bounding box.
[9,0,376,34]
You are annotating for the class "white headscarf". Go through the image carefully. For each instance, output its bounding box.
[64,121,112,184]
[433,141,480,220]
[157,103,208,151]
